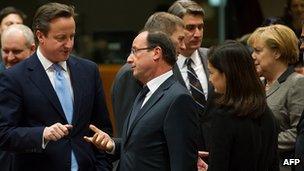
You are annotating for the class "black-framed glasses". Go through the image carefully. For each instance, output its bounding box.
[130,46,154,55]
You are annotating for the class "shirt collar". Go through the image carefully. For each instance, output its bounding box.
[37,46,68,72]
[176,50,200,69]
[146,70,173,94]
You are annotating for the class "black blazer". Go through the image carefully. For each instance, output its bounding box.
[114,76,199,171]
[208,106,279,171]
[0,53,113,171]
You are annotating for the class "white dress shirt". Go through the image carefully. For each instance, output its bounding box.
[176,50,208,99]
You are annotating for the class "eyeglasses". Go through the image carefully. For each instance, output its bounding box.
[130,47,154,55]
[185,23,204,32]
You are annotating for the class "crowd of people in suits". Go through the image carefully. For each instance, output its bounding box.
[0,0,303,171]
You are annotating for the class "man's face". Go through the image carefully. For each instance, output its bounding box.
[127,31,155,84]
[170,25,186,55]
[182,14,204,54]
[290,0,304,21]
[0,14,23,34]
[37,16,75,63]
[1,32,34,68]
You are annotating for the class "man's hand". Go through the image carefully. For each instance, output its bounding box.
[43,123,73,141]
[197,151,209,171]
[83,124,114,152]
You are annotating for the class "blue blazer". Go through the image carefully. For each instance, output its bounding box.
[0,53,112,171]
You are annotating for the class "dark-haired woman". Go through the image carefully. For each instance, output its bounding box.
[207,40,278,171]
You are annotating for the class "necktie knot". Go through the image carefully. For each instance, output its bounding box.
[53,63,63,72]
[139,86,150,100]
[186,58,193,68]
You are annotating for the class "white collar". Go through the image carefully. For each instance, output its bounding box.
[176,50,200,69]
[37,46,68,71]
[146,70,173,94]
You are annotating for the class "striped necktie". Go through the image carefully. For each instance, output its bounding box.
[186,58,206,109]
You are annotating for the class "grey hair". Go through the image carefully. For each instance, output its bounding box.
[1,24,35,48]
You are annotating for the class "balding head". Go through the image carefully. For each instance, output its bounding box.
[1,24,35,68]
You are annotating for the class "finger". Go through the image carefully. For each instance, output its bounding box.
[95,133,105,145]
[58,124,70,135]
[83,136,93,142]
[64,124,73,130]
[89,124,101,133]
[198,151,209,157]
[53,125,66,137]
[91,133,98,143]
[50,128,62,140]
[49,134,58,141]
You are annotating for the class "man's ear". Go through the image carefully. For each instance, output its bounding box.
[36,30,45,45]
[152,46,161,61]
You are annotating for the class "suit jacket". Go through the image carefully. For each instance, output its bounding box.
[0,63,14,171]
[208,106,279,171]
[111,63,142,137]
[114,76,199,171]
[111,48,213,150]
[266,66,304,152]
[0,61,5,73]
[173,48,215,151]
[0,53,113,171]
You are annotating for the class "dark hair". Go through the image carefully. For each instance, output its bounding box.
[208,40,266,118]
[168,0,205,19]
[32,3,76,37]
[0,6,26,24]
[261,17,284,27]
[144,12,184,36]
[147,31,176,66]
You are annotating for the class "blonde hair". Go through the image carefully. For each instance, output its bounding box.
[248,24,299,65]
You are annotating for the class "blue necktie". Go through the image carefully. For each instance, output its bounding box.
[53,64,78,171]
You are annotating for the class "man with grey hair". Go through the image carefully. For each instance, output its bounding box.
[1,24,35,70]
[0,24,35,171]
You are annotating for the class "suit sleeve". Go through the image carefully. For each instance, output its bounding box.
[0,73,44,152]
[164,94,199,171]
[91,65,113,171]
[279,76,304,150]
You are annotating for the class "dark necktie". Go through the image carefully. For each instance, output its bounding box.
[186,58,206,109]
[128,86,150,131]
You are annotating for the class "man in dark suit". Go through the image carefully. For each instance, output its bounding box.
[85,30,199,170]
[168,0,215,153]
[0,3,112,171]
[0,24,35,171]
[111,12,186,137]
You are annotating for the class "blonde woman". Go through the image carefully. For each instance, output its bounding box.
[248,24,304,170]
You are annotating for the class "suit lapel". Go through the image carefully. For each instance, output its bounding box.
[26,54,67,121]
[266,81,280,98]
[172,63,187,87]
[123,76,176,147]
[66,57,82,125]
